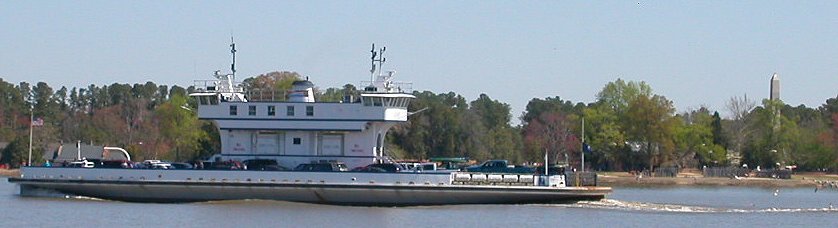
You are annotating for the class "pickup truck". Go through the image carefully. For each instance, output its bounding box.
[465,160,535,173]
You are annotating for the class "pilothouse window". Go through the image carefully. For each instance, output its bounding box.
[373,97,383,106]
[362,97,372,106]
[229,105,238,115]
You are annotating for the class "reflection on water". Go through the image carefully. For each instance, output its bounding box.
[3,178,838,227]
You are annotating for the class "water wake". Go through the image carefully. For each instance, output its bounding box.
[549,199,838,213]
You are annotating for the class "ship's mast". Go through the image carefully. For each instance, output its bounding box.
[230,36,237,82]
[369,43,386,85]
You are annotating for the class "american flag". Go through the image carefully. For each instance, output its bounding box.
[31,117,44,126]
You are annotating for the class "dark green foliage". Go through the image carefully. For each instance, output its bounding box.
[0,137,40,168]
[1,74,838,172]
[711,111,726,148]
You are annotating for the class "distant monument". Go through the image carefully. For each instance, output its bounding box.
[770,72,780,101]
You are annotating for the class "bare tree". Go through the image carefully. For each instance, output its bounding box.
[725,94,756,154]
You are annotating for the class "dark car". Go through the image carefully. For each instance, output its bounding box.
[366,163,405,173]
[294,162,348,172]
[85,158,105,168]
[350,166,388,173]
[170,162,194,170]
[466,160,535,173]
[243,159,288,171]
[100,160,132,168]
[203,160,245,170]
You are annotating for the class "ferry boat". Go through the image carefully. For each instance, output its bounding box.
[9,43,611,205]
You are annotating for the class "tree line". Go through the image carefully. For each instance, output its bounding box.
[2,73,837,172]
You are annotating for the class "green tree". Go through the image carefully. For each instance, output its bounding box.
[317,84,359,102]
[625,95,678,170]
[391,91,469,160]
[523,112,579,166]
[582,104,627,170]
[466,94,520,161]
[1,137,27,167]
[725,94,756,157]
[711,111,726,148]
[0,79,27,141]
[241,71,301,101]
[584,79,663,171]
[596,79,652,116]
[743,99,800,168]
[154,94,205,161]
[673,108,726,168]
[521,96,581,124]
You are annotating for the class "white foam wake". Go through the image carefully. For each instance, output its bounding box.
[547,199,838,213]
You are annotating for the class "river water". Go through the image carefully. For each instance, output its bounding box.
[2,177,837,227]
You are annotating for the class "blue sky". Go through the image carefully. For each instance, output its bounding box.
[2,1,837,123]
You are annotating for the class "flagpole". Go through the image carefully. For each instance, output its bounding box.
[28,106,33,167]
[544,149,548,176]
[581,117,585,172]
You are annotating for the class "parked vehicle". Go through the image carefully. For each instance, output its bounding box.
[350,165,388,173]
[243,159,288,171]
[202,160,245,170]
[67,160,95,168]
[365,163,404,173]
[170,162,194,170]
[294,162,348,172]
[466,160,535,173]
[143,160,172,169]
[400,162,438,172]
[100,160,132,168]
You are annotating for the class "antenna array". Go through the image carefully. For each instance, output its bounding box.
[369,43,386,83]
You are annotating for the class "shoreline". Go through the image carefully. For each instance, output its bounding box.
[597,172,838,188]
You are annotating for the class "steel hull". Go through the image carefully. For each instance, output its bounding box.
[9,167,610,206]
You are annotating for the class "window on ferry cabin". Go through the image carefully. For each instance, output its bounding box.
[209,95,218,105]
[248,105,256,116]
[306,106,314,116]
[362,97,372,106]
[267,105,276,116]
[287,106,295,116]
[293,137,301,145]
[229,105,237,115]
[373,97,383,106]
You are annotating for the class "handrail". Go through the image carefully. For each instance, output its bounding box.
[103,147,132,161]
